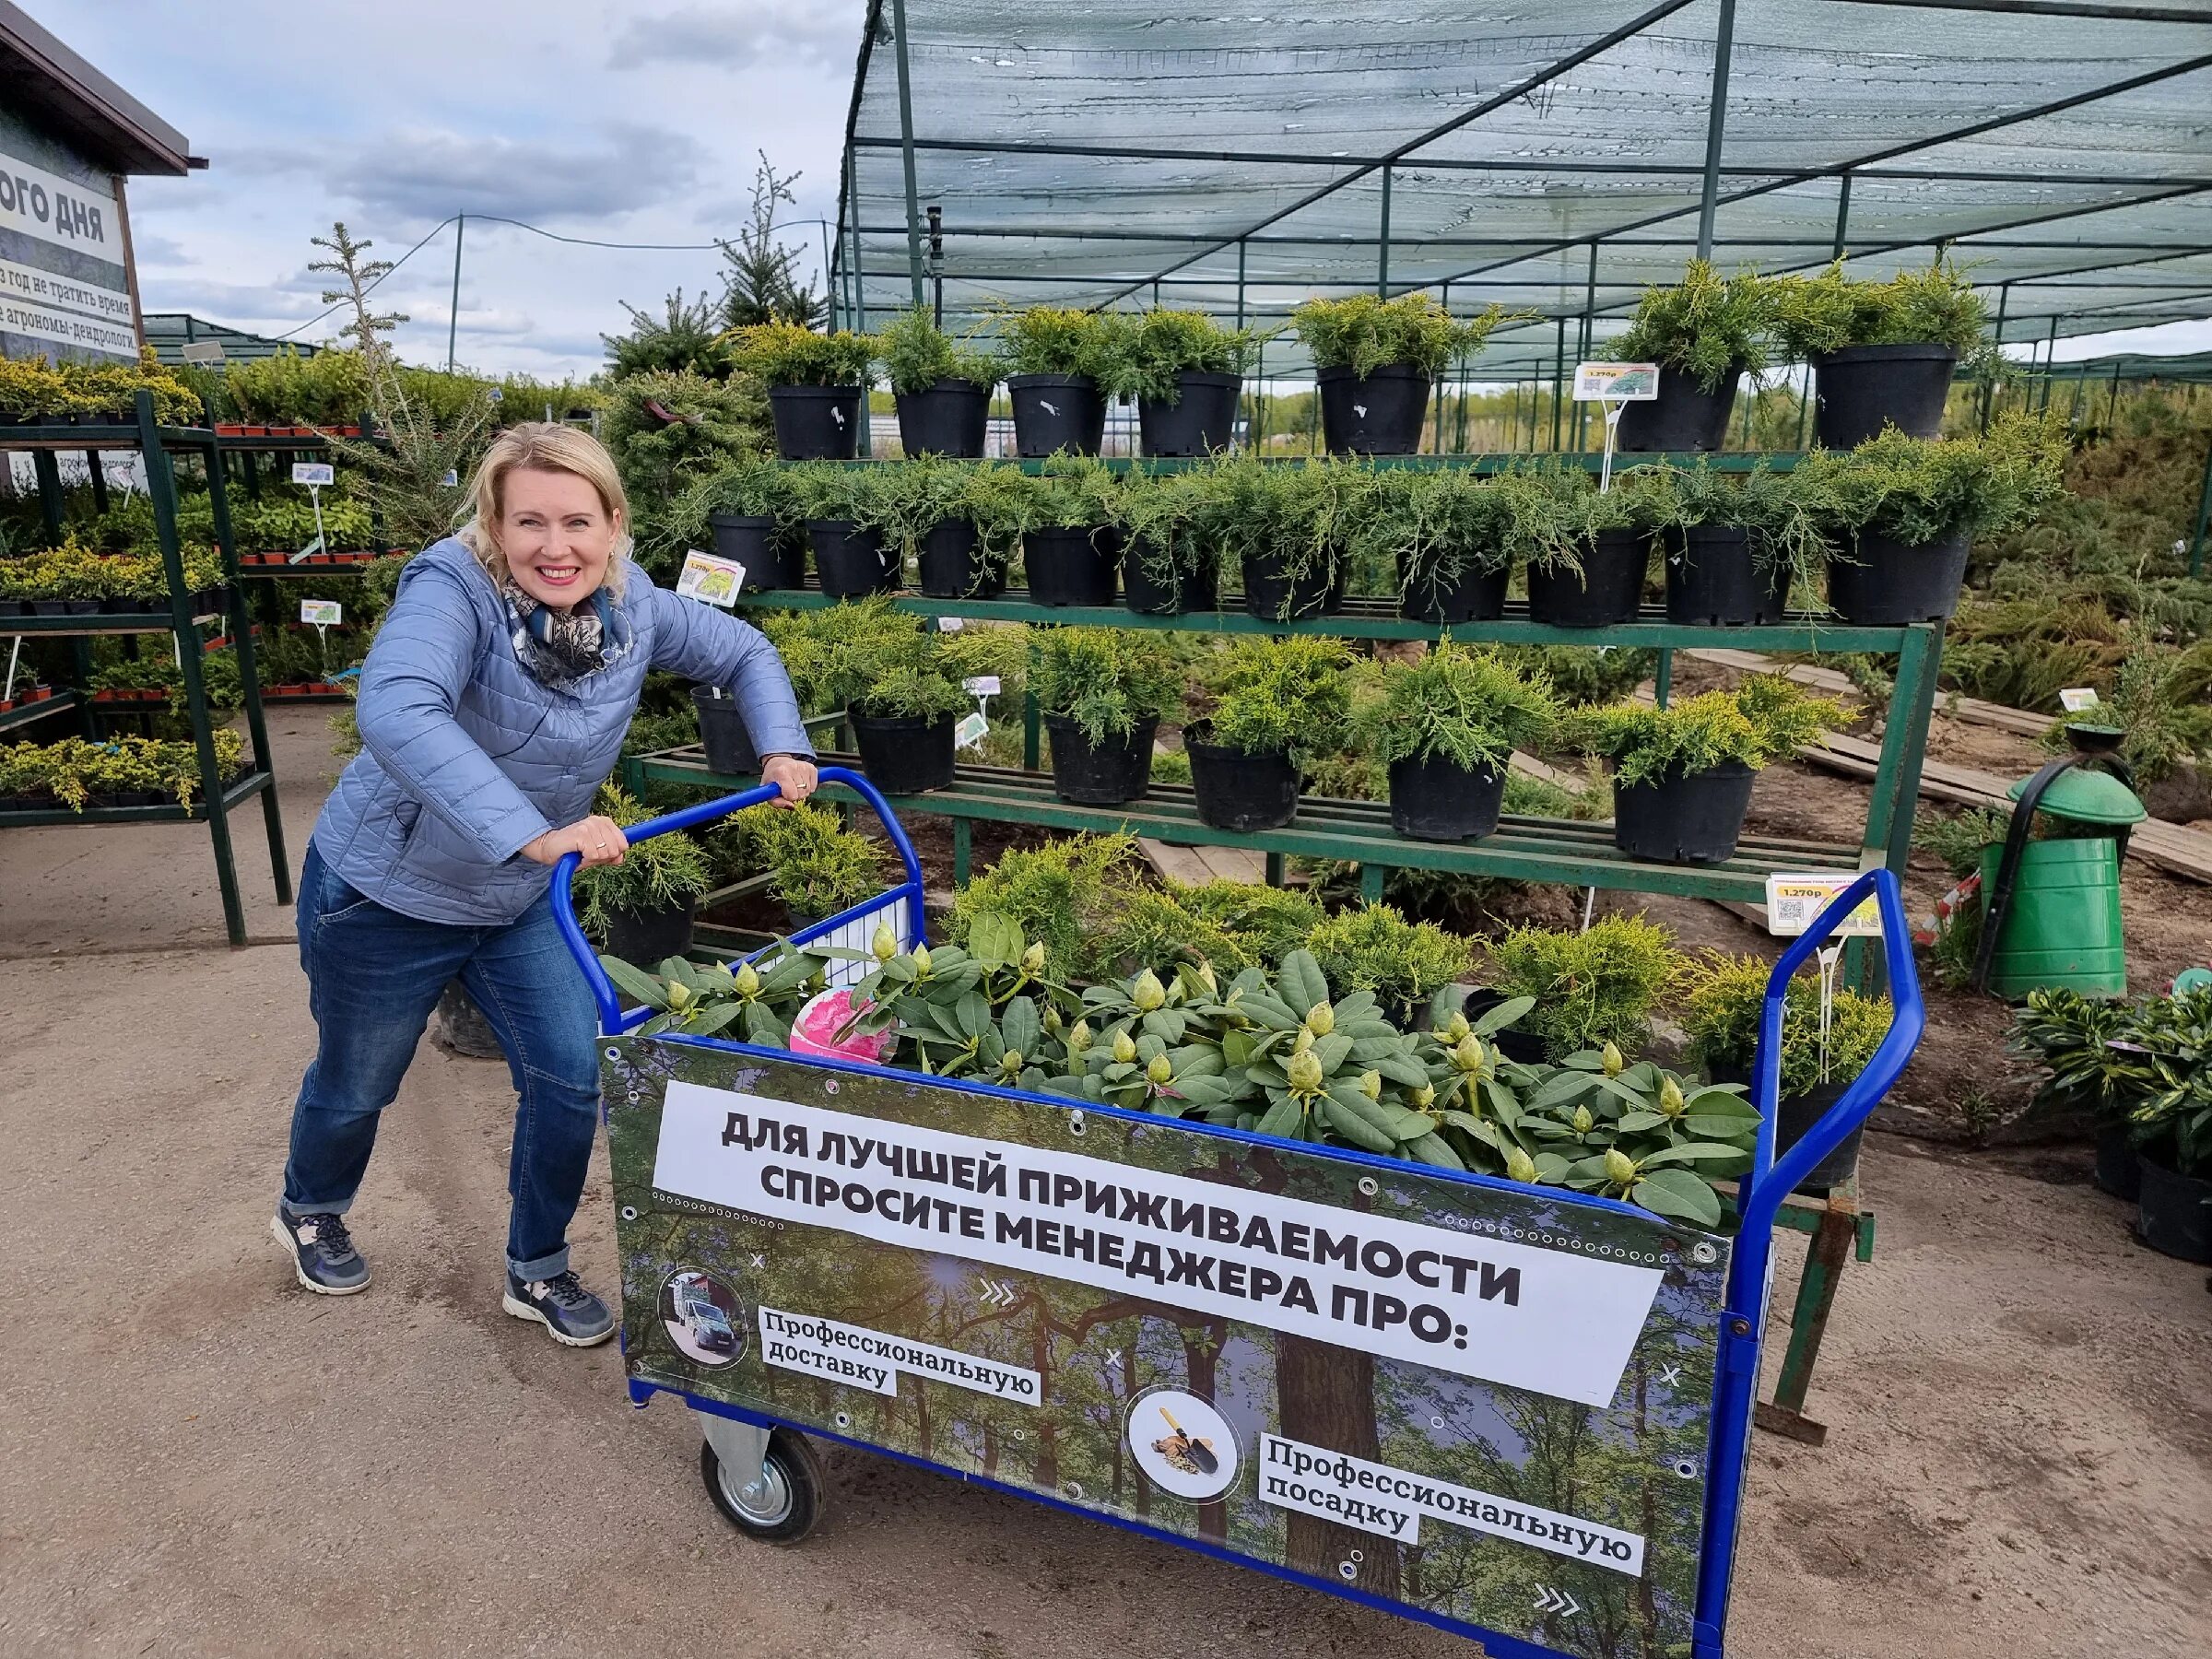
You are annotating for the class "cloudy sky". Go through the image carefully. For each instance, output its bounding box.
[55,0,864,382]
[45,3,2212,379]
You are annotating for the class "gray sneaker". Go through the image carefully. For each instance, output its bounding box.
[502,1269,615,1347]
[271,1209,370,1295]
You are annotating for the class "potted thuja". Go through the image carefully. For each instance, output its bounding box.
[1612,260,1773,453]
[1799,416,2065,625]
[1120,309,1268,457]
[1000,306,1131,457]
[729,322,876,460]
[877,306,1000,458]
[573,785,715,961]
[1357,642,1559,841]
[1683,952,1890,1190]
[1292,294,1516,455]
[1185,636,1351,830]
[1775,258,1989,447]
[1032,627,1182,805]
[1564,676,1845,864]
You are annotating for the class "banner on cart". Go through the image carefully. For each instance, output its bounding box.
[609,1045,1735,1659]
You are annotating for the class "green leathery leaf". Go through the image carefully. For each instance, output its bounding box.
[1277,949,1330,1019]
[1468,994,1535,1037]
[1319,1095,1396,1153]
[1255,1096,1305,1139]
[598,955,670,1010]
[1631,1166,1724,1227]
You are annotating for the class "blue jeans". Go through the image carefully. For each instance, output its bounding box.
[280,843,602,1280]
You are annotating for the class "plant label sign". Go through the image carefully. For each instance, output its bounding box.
[299,599,343,628]
[606,1044,1735,1659]
[2057,688,2101,712]
[953,711,991,749]
[1764,873,1883,938]
[676,549,746,608]
[1572,362,1660,402]
[290,463,335,488]
[961,676,1001,698]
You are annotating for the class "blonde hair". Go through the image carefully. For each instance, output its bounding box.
[456,421,632,598]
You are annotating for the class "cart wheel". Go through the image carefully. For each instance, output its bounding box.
[700,1428,824,1544]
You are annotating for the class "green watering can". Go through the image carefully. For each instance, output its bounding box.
[1972,726,2145,997]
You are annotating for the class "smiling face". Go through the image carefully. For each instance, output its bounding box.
[497,465,621,608]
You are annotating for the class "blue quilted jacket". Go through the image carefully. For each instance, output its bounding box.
[311,537,811,925]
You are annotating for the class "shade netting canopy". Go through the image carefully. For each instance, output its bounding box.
[830,0,2212,374]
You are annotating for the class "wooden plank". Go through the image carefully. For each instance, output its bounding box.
[1196,844,1270,883]
[1687,646,2049,737]
[1136,839,1218,886]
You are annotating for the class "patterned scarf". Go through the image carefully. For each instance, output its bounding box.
[499,577,633,692]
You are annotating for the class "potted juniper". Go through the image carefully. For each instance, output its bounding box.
[717,802,888,931]
[877,306,1001,458]
[781,598,985,794]
[1000,306,1132,456]
[788,463,899,598]
[1486,914,1678,1064]
[1653,462,1826,626]
[1798,415,2065,624]
[1356,642,1559,841]
[1120,310,1268,457]
[851,455,1005,600]
[1032,628,1182,805]
[1112,463,1220,616]
[1018,456,1122,606]
[1506,464,1657,628]
[729,321,876,460]
[1349,466,1513,623]
[1291,295,1515,455]
[1563,676,1845,864]
[573,785,716,962]
[1682,952,1891,1190]
[1611,261,1773,453]
[1185,635,1351,830]
[1215,457,1353,621]
[1774,258,1990,447]
[687,456,806,590]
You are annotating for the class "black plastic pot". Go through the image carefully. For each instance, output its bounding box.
[1827,529,1971,625]
[1526,530,1650,627]
[1044,713,1157,806]
[2093,1126,2142,1201]
[601,898,699,965]
[1138,371,1241,457]
[709,514,804,591]
[767,384,864,460]
[1388,755,1506,842]
[1316,365,1430,455]
[1241,547,1339,622]
[1008,374,1106,457]
[895,379,992,458]
[1122,540,1218,617]
[1712,1066,1861,1191]
[1463,988,1549,1065]
[917,521,1004,599]
[1811,344,1959,448]
[690,685,759,776]
[850,712,957,794]
[1399,558,1508,624]
[0,599,22,617]
[1024,526,1119,606]
[1186,723,1300,830]
[1616,364,1740,453]
[2135,1153,2212,1263]
[1612,759,1757,864]
[807,520,897,599]
[1665,526,1788,626]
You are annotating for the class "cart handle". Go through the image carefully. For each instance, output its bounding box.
[549,765,923,1033]
[1695,865,1923,1653]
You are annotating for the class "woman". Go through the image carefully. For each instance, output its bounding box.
[273,423,817,1347]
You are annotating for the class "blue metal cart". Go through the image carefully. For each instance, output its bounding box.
[554,769,1924,1659]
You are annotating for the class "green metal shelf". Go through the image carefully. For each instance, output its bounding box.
[0,765,275,828]
[838,450,1803,474]
[235,557,385,577]
[0,605,229,635]
[728,586,1924,653]
[0,421,221,451]
[0,689,80,733]
[633,746,1862,905]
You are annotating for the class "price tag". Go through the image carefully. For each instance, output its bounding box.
[180,339,226,365]
[2058,687,2101,712]
[676,548,746,608]
[954,712,990,749]
[291,463,335,487]
[300,599,344,627]
[961,675,1002,697]
[1572,361,1661,402]
[935,616,966,632]
[1764,874,1882,938]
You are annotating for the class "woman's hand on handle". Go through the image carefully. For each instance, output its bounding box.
[762,754,818,809]
[522,815,629,869]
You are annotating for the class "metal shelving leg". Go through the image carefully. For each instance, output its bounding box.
[1852,622,1941,994]
[206,434,291,906]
